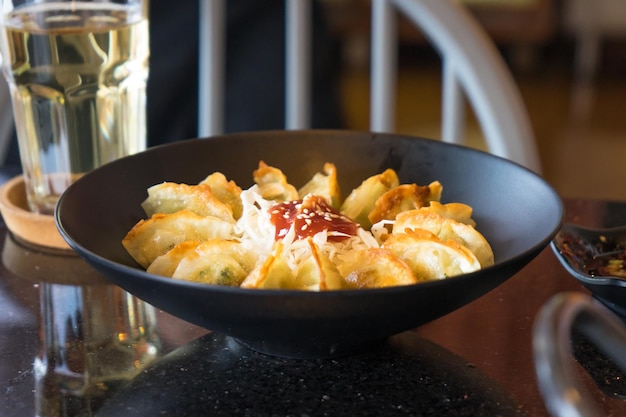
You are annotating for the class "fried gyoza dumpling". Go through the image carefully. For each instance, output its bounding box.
[368,181,442,225]
[298,163,342,209]
[338,247,417,289]
[147,240,202,277]
[383,229,481,280]
[198,172,243,220]
[419,201,476,227]
[253,161,299,202]
[293,239,347,290]
[242,239,348,291]
[141,182,234,222]
[340,168,400,230]
[241,242,295,289]
[393,210,493,267]
[122,210,234,268]
[170,239,257,286]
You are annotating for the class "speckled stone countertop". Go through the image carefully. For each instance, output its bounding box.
[95,331,524,417]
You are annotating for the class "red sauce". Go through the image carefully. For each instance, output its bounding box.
[269,195,357,242]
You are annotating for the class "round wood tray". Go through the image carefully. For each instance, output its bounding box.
[0,175,70,250]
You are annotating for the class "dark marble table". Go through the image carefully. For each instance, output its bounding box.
[2,196,625,417]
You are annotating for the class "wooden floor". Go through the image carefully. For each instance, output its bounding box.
[338,44,626,201]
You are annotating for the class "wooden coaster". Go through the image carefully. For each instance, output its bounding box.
[0,175,71,250]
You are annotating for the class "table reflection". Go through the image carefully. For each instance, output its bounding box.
[3,234,161,417]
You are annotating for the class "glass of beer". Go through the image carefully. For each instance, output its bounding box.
[0,0,149,214]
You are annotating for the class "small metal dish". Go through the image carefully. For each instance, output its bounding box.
[551,223,626,317]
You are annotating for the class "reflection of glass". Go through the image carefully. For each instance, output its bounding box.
[35,283,160,416]
[1,234,160,417]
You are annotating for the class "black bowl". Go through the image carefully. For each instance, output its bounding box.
[55,130,563,358]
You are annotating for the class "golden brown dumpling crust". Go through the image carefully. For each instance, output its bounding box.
[241,239,348,291]
[253,161,299,202]
[340,248,417,289]
[241,242,295,289]
[171,239,256,286]
[199,172,243,220]
[298,163,342,209]
[383,229,481,280]
[368,181,442,225]
[141,182,234,222]
[393,210,494,267]
[147,240,203,277]
[340,168,400,230]
[419,201,476,227]
[294,239,347,290]
[122,210,234,268]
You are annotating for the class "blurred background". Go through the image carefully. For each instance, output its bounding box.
[3,0,622,202]
[320,0,626,201]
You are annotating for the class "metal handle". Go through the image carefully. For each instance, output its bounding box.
[533,292,626,417]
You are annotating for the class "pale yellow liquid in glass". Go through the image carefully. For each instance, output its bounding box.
[1,3,148,214]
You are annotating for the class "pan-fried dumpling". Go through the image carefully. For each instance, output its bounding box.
[241,242,296,289]
[253,161,299,202]
[393,210,493,267]
[241,239,348,291]
[141,182,234,222]
[368,181,442,225]
[340,168,400,230]
[198,172,243,220]
[293,239,347,290]
[382,229,481,280]
[171,239,257,286]
[338,247,417,288]
[298,163,342,209]
[418,201,476,227]
[122,210,234,268]
[147,240,202,277]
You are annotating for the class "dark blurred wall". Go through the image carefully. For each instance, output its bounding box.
[148,0,344,147]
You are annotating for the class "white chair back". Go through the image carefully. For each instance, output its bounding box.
[197,0,542,172]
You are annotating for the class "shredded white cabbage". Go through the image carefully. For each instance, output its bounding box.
[233,185,276,256]
[371,219,395,243]
[234,186,379,271]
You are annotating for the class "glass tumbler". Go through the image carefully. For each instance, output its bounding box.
[0,0,149,214]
